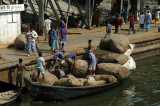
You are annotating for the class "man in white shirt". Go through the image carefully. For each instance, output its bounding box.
[30,52,46,83]
[138,12,145,31]
[44,16,52,40]
[27,26,38,56]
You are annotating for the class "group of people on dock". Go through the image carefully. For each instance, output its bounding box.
[25,16,67,56]
[105,10,152,36]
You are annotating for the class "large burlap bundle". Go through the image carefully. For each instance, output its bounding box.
[99,35,130,53]
[53,68,69,79]
[78,78,87,84]
[93,49,128,65]
[54,76,83,87]
[73,60,89,78]
[97,63,131,80]
[84,80,106,86]
[15,34,26,50]
[61,62,68,68]
[32,70,58,85]
[93,75,117,83]
[23,71,32,81]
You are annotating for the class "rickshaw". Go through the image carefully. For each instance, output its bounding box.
[155,11,160,25]
[154,5,160,26]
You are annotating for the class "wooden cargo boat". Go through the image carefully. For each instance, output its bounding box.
[0,81,21,105]
[24,77,128,101]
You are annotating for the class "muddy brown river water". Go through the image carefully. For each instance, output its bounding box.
[12,55,160,106]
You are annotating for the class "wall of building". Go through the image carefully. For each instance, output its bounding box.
[0,12,21,48]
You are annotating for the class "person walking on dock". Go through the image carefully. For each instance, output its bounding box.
[66,52,77,74]
[59,24,67,50]
[145,11,152,32]
[16,58,30,88]
[26,26,39,57]
[128,13,136,35]
[105,21,112,37]
[60,17,65,29]
[124,10,128,24]
[44,16,52,41]
[49,25,59,53]
[138,12,145,31]
[30,52,46,84]
[114,15,120,34]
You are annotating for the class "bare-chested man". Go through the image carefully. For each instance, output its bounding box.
[16,58,30,88]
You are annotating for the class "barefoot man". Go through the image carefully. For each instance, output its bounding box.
[16,58,30,88]
[31,52,46,83]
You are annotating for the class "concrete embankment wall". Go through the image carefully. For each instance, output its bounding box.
[0,35,160,83]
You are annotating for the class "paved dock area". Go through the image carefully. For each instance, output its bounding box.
[0,23,159,65]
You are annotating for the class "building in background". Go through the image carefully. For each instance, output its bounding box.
[0,4,24,48]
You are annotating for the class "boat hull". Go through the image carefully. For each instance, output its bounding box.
[0,81,21,106]
[24,78,127,101]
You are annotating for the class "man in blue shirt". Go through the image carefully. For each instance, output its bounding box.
[60,17,65,29]
[49,25,59,53]
[51,50,65,69]
[88,50,97,76]
[66,52,77,74]
[145,11,151,32]
[59,24,67,50]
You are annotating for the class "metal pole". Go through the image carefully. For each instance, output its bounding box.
[74,0,88,27]
[39,0,44,32]
[48,0,60,22]
[55,0,66,20]
[88,0,91,29]
[140,0,145,13]
[28,0,37,16]
[66,0,71,29]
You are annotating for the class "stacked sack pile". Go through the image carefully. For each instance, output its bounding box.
[24,35,136,87]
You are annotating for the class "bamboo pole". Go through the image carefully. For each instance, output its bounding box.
[39,0,44,32]
[66,0,71,29]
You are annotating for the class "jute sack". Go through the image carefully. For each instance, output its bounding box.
[97,63,131,80]
[93,49,128,65]
[61,62,68,68]
[23,71,32,81]
[93,75,117,83]
[32,70,58,85]
[73,60,89,78]
[53,68,69,79]
[54,76,83,87]
[99,38,110,50]
[78,78,87,84]
[99,35,129,53]
[15,34,26,50]
[84,80,106,86]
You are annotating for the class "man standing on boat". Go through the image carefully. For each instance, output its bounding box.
[88,50,97,76]
[16,58,30,88]
[31,52,46,83]
[66,52,77,74]
[51,49,65,69]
